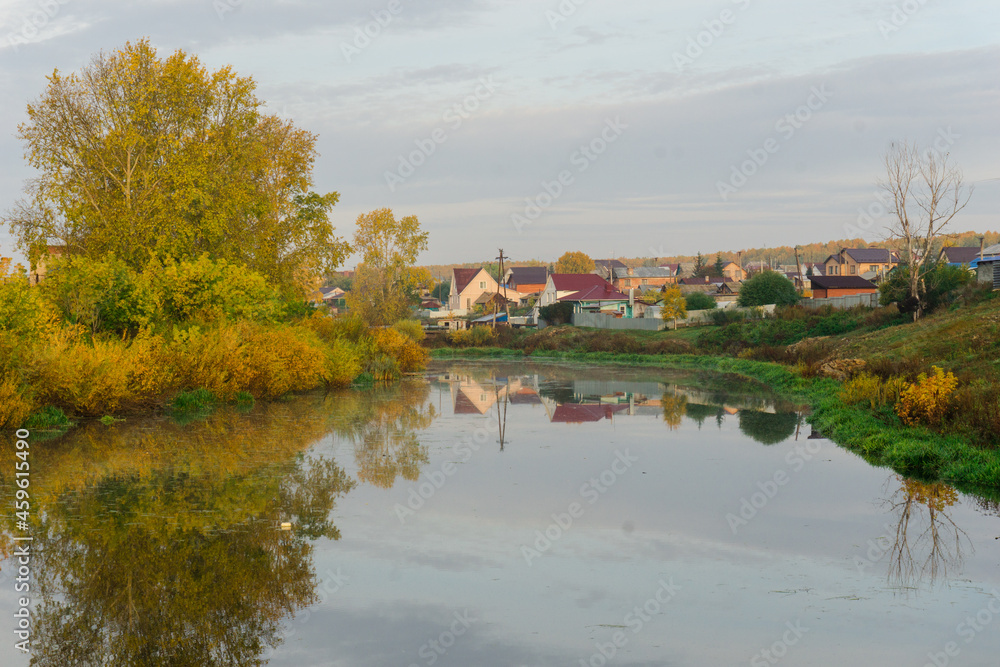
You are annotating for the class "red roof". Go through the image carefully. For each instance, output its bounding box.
[551,403,627,423]
[550,274,628,302]
[452,268,484,294]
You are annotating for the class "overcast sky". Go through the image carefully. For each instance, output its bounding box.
[1,0,998,267]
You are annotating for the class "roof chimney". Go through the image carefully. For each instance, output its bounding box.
[627,267,634,276]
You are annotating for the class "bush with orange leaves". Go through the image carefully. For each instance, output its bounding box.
[895,366,959,427]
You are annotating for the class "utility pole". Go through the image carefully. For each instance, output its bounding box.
[793,245,803,293]
[496,248,510,329]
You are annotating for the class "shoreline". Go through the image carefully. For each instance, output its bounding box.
[430,347,1000,499]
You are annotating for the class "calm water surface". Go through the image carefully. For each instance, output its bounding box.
[2,360,999,666]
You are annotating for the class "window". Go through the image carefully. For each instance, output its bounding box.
[479,281,486,289]
[642,279,648,285]
[850,265,856,275]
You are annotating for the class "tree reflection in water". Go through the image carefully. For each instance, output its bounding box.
[0,398,357,666]
[883,475,972,589]
[333,380,434,489]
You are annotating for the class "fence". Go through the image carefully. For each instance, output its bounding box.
[572,312,666,331]
[800,293,879,310]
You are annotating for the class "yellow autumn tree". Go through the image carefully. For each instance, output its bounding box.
[554,251,595,274]
[347,209,430,326]
[4,39,347,294]
[659,285,687,329]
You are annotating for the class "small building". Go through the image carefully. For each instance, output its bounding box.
[538,274,630,315]
[593,259,628,280]
[502,266,548,294]
[720,261,746,282]
[822,248,898,280]
[611,266,677,291]
[938,246,983,266]
[973,243,1000,288]
[808,275,878,298]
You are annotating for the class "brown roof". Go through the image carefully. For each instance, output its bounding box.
[452,267,484,294]
[809,275,877,290]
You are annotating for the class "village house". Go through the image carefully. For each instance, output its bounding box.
[538,274,630,315]
[448,267,499,310]
[502,266,548,295]
[938,245,983,266]
[973,243,1000,288]
[822,248,898,280]
[30,245,66,285]
[611,266,677,290]
[720,261,746,282]
[593,259,628,280]
[808,275,878,298]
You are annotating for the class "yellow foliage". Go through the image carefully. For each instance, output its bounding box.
[895,366,959,427]
[841,372,911,410]
[168,322,337,400]
[372,328,428,374]
[30,328,172,416]
[392,319,425,342]
[0,376,35,428]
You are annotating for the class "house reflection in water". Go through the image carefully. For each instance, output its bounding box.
[432,368,799,445]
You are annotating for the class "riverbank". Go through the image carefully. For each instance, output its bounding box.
[429,295,1000,495]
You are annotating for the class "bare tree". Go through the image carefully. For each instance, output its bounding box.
[879,141,972,320]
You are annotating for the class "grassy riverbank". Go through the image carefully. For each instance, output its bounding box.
[429,290,1000,494]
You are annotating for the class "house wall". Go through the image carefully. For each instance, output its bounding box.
[450,270,498,310]
[512,282,546,294]
[613,276,673,290]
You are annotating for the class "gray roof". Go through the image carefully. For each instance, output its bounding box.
[981,243,1000,256]
[844,248,896,263]
[506,266,547,285]
[940,246,982,264]
[612,266,676,279]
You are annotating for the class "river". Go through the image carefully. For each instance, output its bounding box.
[2,359,998,666]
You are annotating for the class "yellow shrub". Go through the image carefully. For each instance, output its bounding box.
[29,328,170,416]
[448,328,472,347]
[841,372,911,410]
[169,322,332,400]
[391,319,425,342]
[373,328,428,373]
[324,338,363,388]
[0,376,35,428]
[895,366,959,427]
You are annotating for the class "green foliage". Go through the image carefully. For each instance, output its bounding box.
[684,292,717,311]
[0,261,50,336]
[879,261,973,314]
[171,388,218,414]
[40,255,156,334]
[23,405,71,430]
[539,301,575,325]
[738,271,799,307]
[713,253,726,277]
[693,252,709,277]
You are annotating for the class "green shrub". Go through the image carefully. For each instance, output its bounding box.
[738,271,799,307]
[684,292,717,311]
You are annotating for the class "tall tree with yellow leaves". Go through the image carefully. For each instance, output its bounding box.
[3,39,347,294]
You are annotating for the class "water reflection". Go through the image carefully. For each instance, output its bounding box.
[332,383,435,489]
[882,475,972,589]
[429,361,801,442]
[0,399,357,665]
